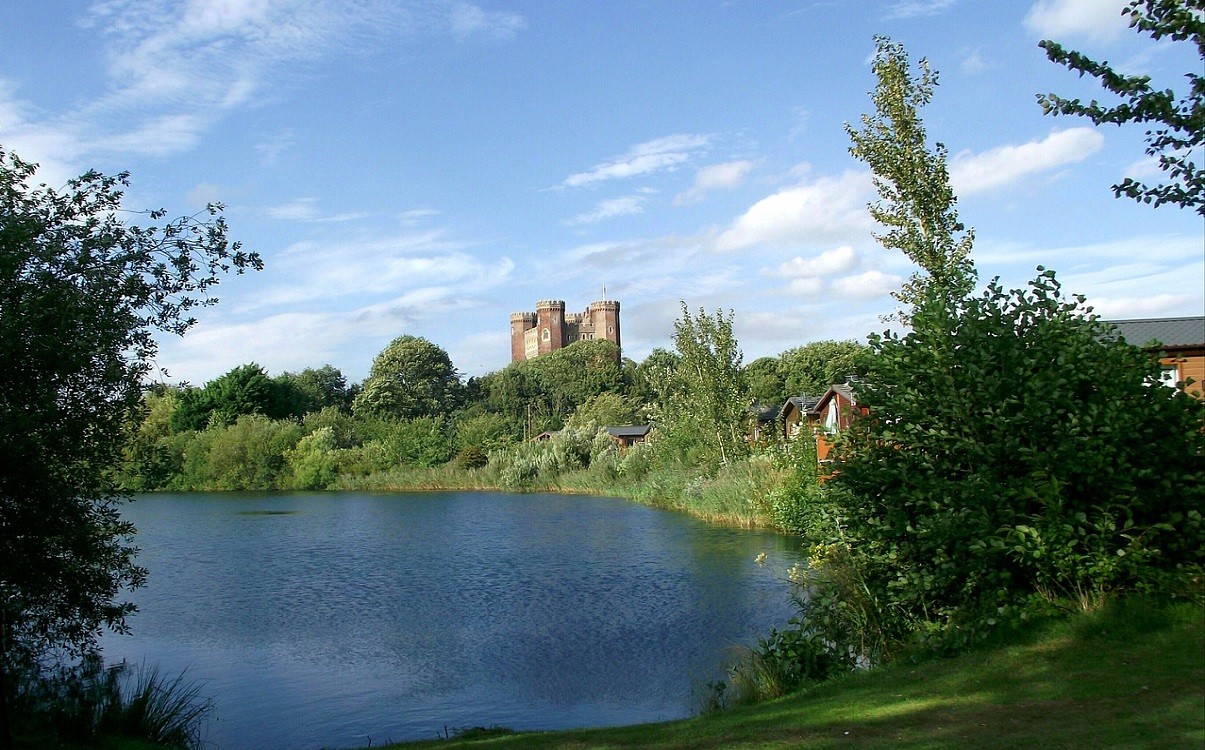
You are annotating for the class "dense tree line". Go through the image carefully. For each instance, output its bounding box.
[119,323,865,492]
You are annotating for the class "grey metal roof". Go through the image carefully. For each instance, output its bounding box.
[1105,316,1205,349]
[605,425,651,438]
[779,395,819,421]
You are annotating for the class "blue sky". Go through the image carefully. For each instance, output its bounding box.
[2,0,1201,384]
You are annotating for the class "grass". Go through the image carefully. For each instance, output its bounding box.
[369,599,1203,750]
[339,452,785,528]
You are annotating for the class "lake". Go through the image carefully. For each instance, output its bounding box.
[102,491,804,749]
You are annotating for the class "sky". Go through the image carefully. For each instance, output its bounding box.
[1,0,1202,385]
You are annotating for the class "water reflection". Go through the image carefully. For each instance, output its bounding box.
[104,491,803,750]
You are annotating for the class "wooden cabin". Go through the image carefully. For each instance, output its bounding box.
[808,383,866,463]
[1107,316,1205,399]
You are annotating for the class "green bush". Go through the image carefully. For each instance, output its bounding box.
[285,427,343,490]
[173,415,304,490]
[826,271,1205,653]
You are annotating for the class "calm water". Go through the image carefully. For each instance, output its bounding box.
[102,491,803,750]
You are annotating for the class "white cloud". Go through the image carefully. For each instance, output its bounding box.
[1087,293,1197,320]
[675,160,755,205]
[562,134,711,188]
[450,3,526,40]
[831,270,903,300]
[255,129,296,164]
[264,198,368,223]
[713,171,873,251]
[883,0,958,20]
[787,277,825,296]
[4,1,506,178]
[960,49,988,75]
[1023,0,1131,41]
[567,195,647,225]
[777,246,859,278]
[247,227,512,311]
[950,128,1104,194]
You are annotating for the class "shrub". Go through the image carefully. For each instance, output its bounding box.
[827,271,1205,653]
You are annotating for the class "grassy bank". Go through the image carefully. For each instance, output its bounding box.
[370,599,1203,750]
[338,453,786,529]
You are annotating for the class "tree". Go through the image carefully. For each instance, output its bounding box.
[275,365,351,416]
[657,304,750,467]
[1038,0,1205,214]
[745,356,787,407]
[352,336,463,420]
[801,38,1205,666]
[777,340,868,398]
[846,37,976,313]
[169,363,289,431]
[0,146,258,743]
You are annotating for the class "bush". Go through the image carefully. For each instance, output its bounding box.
[826,271,1205,653]
[173,415,304,490]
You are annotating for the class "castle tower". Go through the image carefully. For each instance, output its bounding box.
[535,300,566,357]
[589,300,621,355]
[510,312,536,362]
[510,297,621,362]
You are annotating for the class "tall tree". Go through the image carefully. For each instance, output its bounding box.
[846,37,976,314]
[659,304,750,467]
[1038,0,1205,214]
[0,146,258,745]
[352,335,463,420]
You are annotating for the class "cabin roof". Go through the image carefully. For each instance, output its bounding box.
[605,425,651,438]
[1106,316,1205,349]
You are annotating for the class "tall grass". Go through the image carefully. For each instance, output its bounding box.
[97,663,213,748]
[12,655,212,749]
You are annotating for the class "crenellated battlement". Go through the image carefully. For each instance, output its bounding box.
[510,297,621,362]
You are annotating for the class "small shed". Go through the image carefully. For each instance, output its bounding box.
[604,425,651,450]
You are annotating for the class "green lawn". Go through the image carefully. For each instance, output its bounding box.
[373,600,1204,750]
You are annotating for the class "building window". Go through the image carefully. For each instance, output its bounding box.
[541,328,550,342]
[1160,365,1179,388]
[607,326,614,333]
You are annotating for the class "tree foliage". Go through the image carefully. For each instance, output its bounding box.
[0,145,258,732]
[477,339,627,434]
[657,304,750,467]
[170,363,290,431]
[1038,0,1205,214]
[274,365,351,417]
[785,40,1205,670]
[828,273,1204,650]
[846,37,976,312]
[352,335,463,420]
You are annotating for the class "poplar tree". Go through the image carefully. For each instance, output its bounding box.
[846,36,976,315]
[659,304,750,467]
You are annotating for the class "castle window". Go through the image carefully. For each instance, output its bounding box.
[542,328,550,342]
[607,326,614,334]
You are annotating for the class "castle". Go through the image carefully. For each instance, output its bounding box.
[510,299,620,362]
